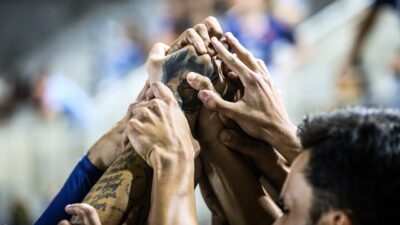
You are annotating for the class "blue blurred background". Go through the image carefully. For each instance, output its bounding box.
[0,0,399,224]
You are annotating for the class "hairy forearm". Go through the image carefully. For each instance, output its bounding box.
[148,159,197,225]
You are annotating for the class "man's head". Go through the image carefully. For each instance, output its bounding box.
[274,108,400,225]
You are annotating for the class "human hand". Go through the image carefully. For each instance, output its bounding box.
[87,81,150,171]
[194,32,300,163]
[126,82,195,169]
[146,16,223,82]
[58,204,101,225]
[167,16,223,56]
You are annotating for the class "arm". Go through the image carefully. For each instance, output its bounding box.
[35,82,150,225]
[347,5,381,66]
[126,82,198,225]
[187,73,281,225]
[149,150,196,225]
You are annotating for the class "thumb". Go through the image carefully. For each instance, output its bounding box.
[219,129,265,159]
[198,90,236,117]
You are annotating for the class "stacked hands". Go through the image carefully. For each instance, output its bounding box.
[59,17,300,225]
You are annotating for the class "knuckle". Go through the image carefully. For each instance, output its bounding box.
[186,28,197,38]
[150,99,163,108]
[205,16,217,24]
[194,23,207,32]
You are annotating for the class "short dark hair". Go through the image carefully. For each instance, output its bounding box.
[298,108,400,225]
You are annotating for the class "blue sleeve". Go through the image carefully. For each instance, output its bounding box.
[34,155,103,225]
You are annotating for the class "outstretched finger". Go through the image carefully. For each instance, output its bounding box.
[226,32,259,70]
[194,23,214,55]
[146,42,170,81]
[211,37,252,84]
[203,16,223,39]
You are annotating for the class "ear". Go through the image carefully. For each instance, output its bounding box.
[318,210,352,225]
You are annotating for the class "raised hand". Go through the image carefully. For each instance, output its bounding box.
[126,81,196,168]
[196,33,301,163]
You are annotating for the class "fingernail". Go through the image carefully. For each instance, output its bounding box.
[211,37,218,43]
[187,72,195,82]
[198,91,211,102]
[226,32,233,38]
[220,130,232,142]
[65,204,72,209]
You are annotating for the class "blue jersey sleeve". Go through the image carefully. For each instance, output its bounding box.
[34,155,103,225]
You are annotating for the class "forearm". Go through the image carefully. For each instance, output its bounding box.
[148,159,197,225]
[201,141,279,225]
[267,123,300,164]
[348,7,379,64]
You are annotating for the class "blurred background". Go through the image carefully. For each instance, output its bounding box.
[0,0,399,224]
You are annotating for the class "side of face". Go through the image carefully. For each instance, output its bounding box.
[274,151,352,225]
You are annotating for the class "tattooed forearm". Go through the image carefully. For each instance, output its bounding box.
[74,45,231,225]
[72,147,152,225]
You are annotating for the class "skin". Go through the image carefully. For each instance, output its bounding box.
[66,17,294,225]
[273,152,312,225]
[187,72,281,225]
[67,17,229,225]
[273,151,352,225]
[127,82,198,225]
[196,33,301,164]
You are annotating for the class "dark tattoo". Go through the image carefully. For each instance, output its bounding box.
[74,45,235,225]
[162,45,218,113]
[71,148,152,225]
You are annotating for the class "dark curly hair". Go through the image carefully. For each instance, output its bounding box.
[298,108,400,225]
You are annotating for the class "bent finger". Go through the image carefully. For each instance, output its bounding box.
[186,72,216,92]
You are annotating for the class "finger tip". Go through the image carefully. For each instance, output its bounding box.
[198,90,210,102]
[186,72,196,81]
[219,129,232,142]
[211,36,218,43]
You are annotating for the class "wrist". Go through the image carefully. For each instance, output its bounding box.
[266,124,300,162]
[87,147,106,171]
[150,145,195,171]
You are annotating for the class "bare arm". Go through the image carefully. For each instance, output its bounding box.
[127,82,198,225]
[149,154,196,225]
[193,33,301,163]
[347,6,381,65]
